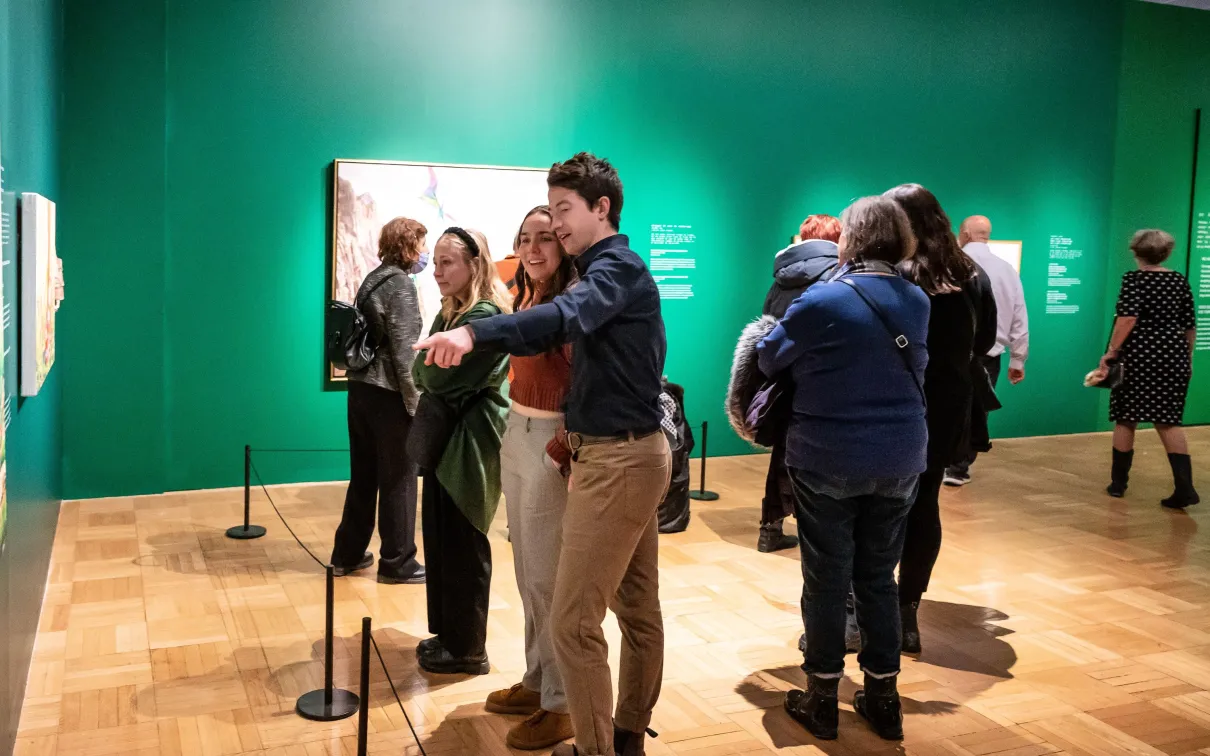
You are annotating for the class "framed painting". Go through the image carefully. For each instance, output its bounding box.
[20,193,59,397]
[329,159,549,381]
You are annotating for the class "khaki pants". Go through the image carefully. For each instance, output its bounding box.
[551,431,671,756]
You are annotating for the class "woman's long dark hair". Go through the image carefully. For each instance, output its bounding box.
[883,184,975,295]
[513,205,577,310]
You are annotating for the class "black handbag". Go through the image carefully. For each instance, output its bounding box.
[325,273,400,372]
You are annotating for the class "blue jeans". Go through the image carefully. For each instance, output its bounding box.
[791,468,918,677]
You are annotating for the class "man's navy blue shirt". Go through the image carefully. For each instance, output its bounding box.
[470,234,666,437]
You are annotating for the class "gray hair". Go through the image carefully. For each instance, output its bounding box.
[1129,228,1175,266]
[840,196,917,265]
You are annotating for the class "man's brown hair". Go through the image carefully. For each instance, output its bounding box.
[547,152,624,229]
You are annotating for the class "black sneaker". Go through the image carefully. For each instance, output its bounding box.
[942,470,970,487]
[378,564,426,585]
[331,552,373,577]
[418,645,490,675]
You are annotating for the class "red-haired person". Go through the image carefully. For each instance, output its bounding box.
[758,215,841,552]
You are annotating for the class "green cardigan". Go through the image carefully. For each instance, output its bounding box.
[412,301,510,534]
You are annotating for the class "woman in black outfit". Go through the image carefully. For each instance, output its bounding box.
[885,184,997,654]
[1100,229,1199,508]
[329,216,428,584]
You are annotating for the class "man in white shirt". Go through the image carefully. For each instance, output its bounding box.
[944,215,1029,486]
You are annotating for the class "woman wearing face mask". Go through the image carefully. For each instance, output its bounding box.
[485,207,578,751]
[329,216,428,585]
[413,228,513,675]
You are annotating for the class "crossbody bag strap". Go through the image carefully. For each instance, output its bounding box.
[838,278,926,405]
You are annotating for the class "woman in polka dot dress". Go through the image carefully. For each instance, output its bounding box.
[1101,229,1199,508]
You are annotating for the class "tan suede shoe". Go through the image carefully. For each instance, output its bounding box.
[506,710,574,750]
[485,682,541,715]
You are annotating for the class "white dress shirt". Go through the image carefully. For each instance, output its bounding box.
[964,242,1029,369]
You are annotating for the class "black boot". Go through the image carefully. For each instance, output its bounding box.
[783,675,839,740]
[900,601,921,655]
[854,673,903,740]
[613,725,655,756]
[1162,453,1201,509]
[758,518,798,553]
[1107,448,1133,498]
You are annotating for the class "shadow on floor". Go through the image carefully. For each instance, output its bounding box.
[737,598,1017,751]
[695,507,802,560]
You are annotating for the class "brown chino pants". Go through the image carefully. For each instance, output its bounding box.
[550,431,671,756]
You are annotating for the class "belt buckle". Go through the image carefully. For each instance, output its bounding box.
[567,432,584,451]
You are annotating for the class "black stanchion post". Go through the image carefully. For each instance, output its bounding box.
[227,444,267,539]
[688,421,720,501]
[357,617,371,756]
[297,566,359,721]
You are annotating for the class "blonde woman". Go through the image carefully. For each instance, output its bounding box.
[485,207,578,750]
[412,227,511,675]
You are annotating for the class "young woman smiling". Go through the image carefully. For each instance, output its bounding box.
[485,206,579,750]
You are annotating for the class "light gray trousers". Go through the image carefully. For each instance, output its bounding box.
[500,411,569,713]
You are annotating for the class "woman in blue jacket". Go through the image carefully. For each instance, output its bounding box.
[758,196,929,742]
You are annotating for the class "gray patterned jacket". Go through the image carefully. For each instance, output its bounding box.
[347,264,422,414]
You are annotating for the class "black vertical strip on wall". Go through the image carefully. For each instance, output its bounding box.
[1188,107,1202,272]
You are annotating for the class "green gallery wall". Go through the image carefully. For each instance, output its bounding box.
[0,0,1203,750]
[1107,1,1210,426]
[47,0,1210,502]
[1,0,65,751]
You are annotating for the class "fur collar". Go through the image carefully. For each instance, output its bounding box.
[725,315,779,445]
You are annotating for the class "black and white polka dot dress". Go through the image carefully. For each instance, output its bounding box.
[1109,270,1195,425]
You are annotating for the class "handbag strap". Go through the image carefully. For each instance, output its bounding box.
[355,271,402,337]
[838,277,926,405]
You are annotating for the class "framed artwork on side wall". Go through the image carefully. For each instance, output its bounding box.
[20,193,63,397]
[328,159,550,382]
[988,240,1023,273]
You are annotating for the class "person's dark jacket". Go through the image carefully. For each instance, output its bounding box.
[963,263,1000,455]
[349,264,423,413]
[763,240,841,319]
[921,266,998,470]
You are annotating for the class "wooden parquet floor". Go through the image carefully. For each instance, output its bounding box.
[14,428,1210,756]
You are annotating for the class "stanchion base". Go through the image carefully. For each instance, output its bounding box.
[689,490,720,501]
[296,688,359,721]
[226,524,267,540]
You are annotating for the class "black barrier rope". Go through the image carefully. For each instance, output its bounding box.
[248,457,327,569]
[369,631,428,756]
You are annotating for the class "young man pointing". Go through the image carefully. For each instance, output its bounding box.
[416,152,670,756]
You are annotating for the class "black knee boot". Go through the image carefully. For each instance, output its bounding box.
[854,673,903,740]
[1107,448,1133,498]
[1162,453,1200,509]
[784,675,839,740]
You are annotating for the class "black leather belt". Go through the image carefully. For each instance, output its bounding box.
[566,429,661,451]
